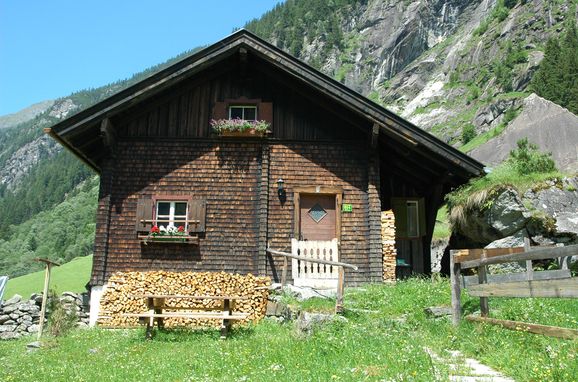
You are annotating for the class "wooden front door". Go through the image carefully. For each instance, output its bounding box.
[299,194,336,241]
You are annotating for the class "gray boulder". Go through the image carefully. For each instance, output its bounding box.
[3,305,18,314]
[0,332,20,340]
[283,285,337,301]
[485,230,528,249]
[488,189,531,237]
[0,324,16,332]
[295,312,347,336]
[4,295,21,306]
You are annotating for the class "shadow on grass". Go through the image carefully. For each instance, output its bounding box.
[130,326,256,343]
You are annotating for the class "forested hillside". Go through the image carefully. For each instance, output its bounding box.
[0,0,576,278]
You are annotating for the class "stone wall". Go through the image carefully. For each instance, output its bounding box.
[381,210,396,281]
[0,292,89,340]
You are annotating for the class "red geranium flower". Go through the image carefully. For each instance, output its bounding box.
[177,226,185,233]
[150,225,160,234]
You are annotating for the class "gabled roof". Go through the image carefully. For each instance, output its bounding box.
[47,29,484,182]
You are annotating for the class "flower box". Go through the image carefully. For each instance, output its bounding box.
[211,118,270,137]
[218,128,267,137]
[138,234,199,245]
[139,225,198,245]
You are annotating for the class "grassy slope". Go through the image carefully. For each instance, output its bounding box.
[0,278,576,381]
[3,255,92,299]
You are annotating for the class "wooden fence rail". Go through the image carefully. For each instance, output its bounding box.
[266,248,358,313]
[450,240,578,339]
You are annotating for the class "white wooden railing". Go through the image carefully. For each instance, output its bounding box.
[291,238,339,288]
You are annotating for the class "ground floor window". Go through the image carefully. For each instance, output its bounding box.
[156,201,188,231]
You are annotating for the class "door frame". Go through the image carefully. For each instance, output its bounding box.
[293,186,343,242]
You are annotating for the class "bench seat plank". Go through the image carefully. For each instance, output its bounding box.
[139,295,249,300]
[123,312,249,320]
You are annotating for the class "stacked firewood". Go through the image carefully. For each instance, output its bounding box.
[97,271,270,328]
[381,210,397,282]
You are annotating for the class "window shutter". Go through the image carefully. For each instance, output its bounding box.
[418,198,426,237]
[259,102,273,124]
[135,197,153,233]
[391,198,408,238]
[212,102,227,120]
[188,198,206,233]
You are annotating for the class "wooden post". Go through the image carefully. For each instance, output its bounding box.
[478,265,489,317]
[35,258,60,340]
[524,237,533,281]
[221,298,231,339]
[281,256,288,286]
[450,251,461,326]
[335,267,345,314]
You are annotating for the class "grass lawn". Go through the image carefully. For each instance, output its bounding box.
[3,255,92,299]
[0,278,576,381]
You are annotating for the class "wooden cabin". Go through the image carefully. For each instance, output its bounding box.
[47,30,484,316]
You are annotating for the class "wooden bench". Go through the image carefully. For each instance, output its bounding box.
[123,295,249,339]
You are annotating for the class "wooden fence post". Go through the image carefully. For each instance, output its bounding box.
[478,265,489,317]
[35,258,60,340]
[524,237,533,281]
[450,251,461,326]
[335,267,345,314]
[281,256,288,286]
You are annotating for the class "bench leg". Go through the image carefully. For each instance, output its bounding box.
[146,321,153,340]
[220,319,231,339]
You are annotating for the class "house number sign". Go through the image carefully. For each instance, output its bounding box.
[341,203,353,212]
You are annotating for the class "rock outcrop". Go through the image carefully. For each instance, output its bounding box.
[452,177,578,249]
[470,94,578,173]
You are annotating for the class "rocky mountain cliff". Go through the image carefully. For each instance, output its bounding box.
[471,94,578,173]
[251,0,577,154]
[0,100,54,130]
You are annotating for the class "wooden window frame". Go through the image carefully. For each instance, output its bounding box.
[293,186,343,242]
[391,197,426,239]
[155,200,189,231]
[152,195,191,232]
[212,97,273,126]
[228,105,258,120]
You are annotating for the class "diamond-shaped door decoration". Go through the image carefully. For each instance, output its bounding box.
[308,203,327,223]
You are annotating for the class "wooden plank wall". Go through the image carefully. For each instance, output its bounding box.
[114,57,365,141]
[92,141,262,283]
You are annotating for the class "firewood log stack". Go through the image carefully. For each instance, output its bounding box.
[381,210,397,282]
[97,271,270,328]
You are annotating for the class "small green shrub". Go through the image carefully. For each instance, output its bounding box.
[502,107,518,125]
[461,124,476,144]
[508,138,557,175]
[47,290,78,337]
[493,5,510,22]
[474,20,489,36]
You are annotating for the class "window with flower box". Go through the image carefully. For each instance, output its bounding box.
[211,97,273,137]
[135,196,206,244]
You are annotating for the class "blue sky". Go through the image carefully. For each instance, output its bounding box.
[0,1,282,116]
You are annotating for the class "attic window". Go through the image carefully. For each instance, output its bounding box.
[229,106,257,121]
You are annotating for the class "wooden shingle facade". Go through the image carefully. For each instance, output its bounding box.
[47,30,484,289]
